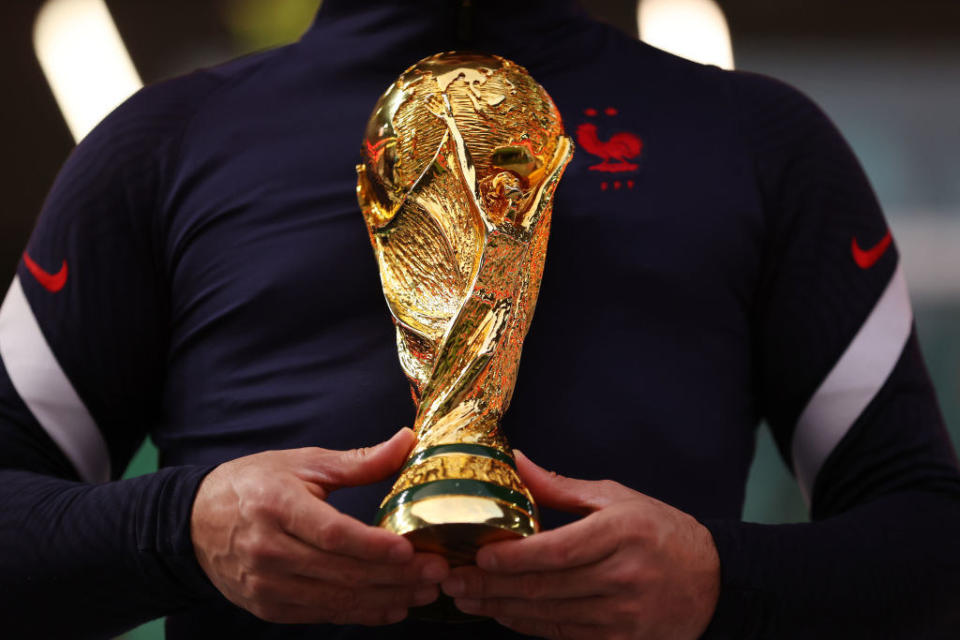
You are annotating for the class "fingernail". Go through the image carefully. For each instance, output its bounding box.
[388,608,407,624]
[456,598,480,613]
[514,449,537,466]
[377,428,409,448]
[414,586,438,606]
[421,560,447,583]
[441,575,464,596]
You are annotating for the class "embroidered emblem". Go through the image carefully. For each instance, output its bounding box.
[576,107,642,190]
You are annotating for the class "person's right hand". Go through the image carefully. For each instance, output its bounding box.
[190,428,448,625]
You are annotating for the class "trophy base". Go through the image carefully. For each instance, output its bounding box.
[378,494,539,622]
[403,519,526,566]
[404,520,524,622]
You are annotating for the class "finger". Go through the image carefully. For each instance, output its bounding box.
[244,598,409,626]
[244,531,448,585]
[302,428,416,492]
[280,491,413,563]
[455,595,612,625]
[494,617,604,640]
[298,550,449,586]
[442,561,617,600]
[475,511,618,573]
[240,572,440,614]
[514,449,636,514]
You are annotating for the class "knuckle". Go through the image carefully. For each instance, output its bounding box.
[236,568,255,597]
[607,565,636,590]
[303,446,329,461]
[240,486,280,521]
[239,533,274,567]
[354,446,372,460]
[234,533,255,559]
[317,522,345,551]
[243,573,269,599]
[616,512,651,545]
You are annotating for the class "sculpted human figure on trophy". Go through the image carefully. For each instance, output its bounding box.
[356,52,574,572]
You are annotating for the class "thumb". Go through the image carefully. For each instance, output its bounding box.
[314,428,416,492]
[514,449,637,515]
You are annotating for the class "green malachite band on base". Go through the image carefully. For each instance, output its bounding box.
[400,443,517,472]
[376,478,535,526]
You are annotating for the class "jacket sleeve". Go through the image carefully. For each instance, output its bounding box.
[0,74,222,637]
[700,71,960,639]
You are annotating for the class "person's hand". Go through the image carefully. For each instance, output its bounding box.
[440,450,720,639]
[190,428,449,625]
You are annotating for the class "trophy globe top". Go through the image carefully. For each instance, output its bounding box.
[359,51,567,229]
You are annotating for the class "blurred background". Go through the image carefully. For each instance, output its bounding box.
[0,0,957,637]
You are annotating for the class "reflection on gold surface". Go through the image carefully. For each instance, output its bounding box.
[381,496,538,566]
[390,453,530,499]
[357,51,573,560]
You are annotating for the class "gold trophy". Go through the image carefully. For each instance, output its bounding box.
[356,52,573,567]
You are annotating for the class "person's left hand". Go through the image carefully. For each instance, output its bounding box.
[440,451,721,639]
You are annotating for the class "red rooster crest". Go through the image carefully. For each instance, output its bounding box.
[576,122,643,173]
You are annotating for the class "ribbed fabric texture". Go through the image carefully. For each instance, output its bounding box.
[0,465,217,637]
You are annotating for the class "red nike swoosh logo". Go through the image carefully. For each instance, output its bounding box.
[851,230,892,269]
[23,252,68,293]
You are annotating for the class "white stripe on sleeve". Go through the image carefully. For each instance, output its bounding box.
[0,276,110,483]
[791,264,912,505]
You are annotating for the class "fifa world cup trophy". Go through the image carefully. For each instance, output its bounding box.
[356,52,573,567]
